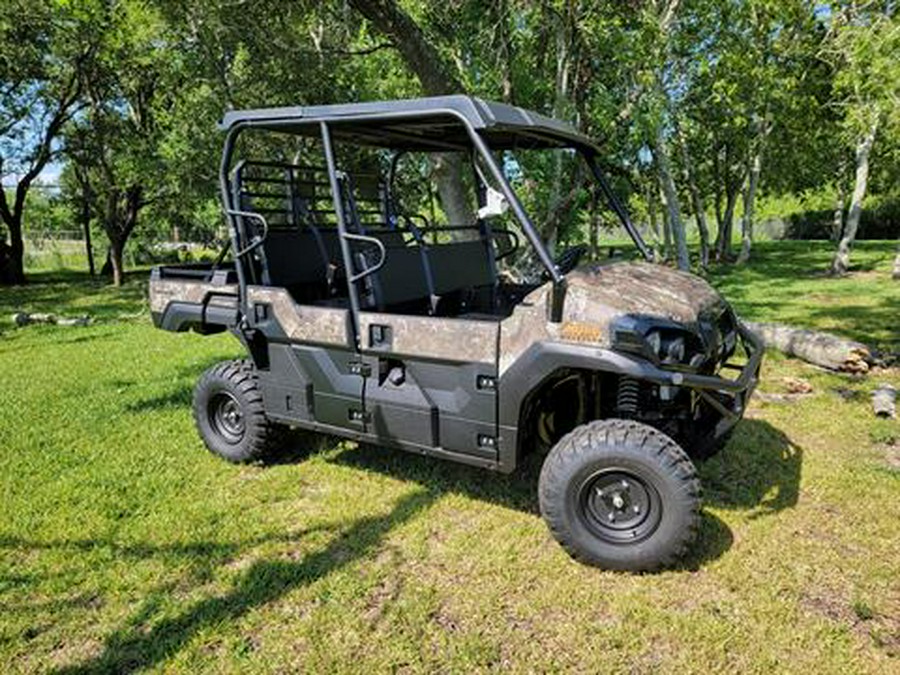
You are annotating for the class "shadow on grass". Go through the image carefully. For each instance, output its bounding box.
[3,417,797,672]
[4,490,438,674]
[126,388,192,413]
[0,270,149,325]
[330,418,800,517]
[83,371,799,670]
[326,417,799,571]
[699,418,802,518]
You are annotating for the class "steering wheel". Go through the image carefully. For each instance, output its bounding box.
[554,244,589,276]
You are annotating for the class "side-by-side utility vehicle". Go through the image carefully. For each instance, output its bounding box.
[150,96,761,571]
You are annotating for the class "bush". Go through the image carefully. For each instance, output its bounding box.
[758,193,900,241]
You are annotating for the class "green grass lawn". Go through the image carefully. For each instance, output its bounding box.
[1,241,898,673]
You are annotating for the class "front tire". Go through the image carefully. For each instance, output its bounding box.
[539,419,700,571]
[193,360,281,463]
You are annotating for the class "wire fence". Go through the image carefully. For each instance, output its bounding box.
[22,229,213,273]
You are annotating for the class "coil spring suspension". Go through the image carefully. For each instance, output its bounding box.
[616,377,640,417]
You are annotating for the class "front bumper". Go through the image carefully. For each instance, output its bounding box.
[603,321,763,440]
[663,321,763,439]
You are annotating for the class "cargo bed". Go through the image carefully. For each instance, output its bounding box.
[149,264,240,334]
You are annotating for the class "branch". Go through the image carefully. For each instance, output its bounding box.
[347,0,464,96]
[319,42,395,56]
[12,69,83,218]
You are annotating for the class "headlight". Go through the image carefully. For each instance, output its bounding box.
[614,319,705,369]
[646,330,661,356]
[664,335,685,364]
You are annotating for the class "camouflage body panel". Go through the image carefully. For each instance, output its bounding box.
[247,286,350,346]
[360,311,497,365]
[498,285,556,373]
[498,261,725,374]
[564,262,722,323]
[149,279,238,314]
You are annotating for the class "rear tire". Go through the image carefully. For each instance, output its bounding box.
[539,419,700,571]
[193,359,281,463]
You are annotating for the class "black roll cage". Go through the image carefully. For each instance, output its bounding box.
[217,105,651,344]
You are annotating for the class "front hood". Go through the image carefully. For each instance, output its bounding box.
[498,262,731,373]
[563,261,724,326]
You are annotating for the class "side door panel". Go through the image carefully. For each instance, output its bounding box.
[358,312,499,460]
[247,286,366,432]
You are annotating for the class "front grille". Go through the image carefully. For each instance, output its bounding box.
[696,305,738,373]
[717,308,738,363]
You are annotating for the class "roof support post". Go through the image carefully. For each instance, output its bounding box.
[585,152,653,262]
[219,123,250,318]
[320,121,362,350]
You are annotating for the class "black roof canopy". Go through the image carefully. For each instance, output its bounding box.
[218,95,598,152]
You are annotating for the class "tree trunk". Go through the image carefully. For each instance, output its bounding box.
[109,238,125,287]
[716,185,740,261]
[654,134,689,270]
[0,181,27,284]
[589,187,600,260]
[432,152,474,227]
[643,176,661,260]
[831,118,878,276]
[660,186,673,260]
[348,0,474,235]
[544,7,574,256]
[677,130,709,268]
[831,170,845,243]
[736,150,761,265]
[713,183,724,250]
[5,215,26,284]
[492,0,514,103]
[101,185,142,286]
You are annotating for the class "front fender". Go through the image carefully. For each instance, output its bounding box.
[496,326,762,471]
[498,341,671,431]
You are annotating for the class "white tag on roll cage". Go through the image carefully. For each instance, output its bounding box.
[477,186,509,220]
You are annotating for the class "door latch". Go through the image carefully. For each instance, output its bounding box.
[349,361,372,377]
[348,409,371,424]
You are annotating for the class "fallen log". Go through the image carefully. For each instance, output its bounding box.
[12,312,91,327]
[744,321,871,373]
[872,384,897,418]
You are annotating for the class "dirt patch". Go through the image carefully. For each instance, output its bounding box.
[363,575,402,625]
[868,617,900,658]
[801,588,854,624]
[46,635,104,671]
[801,588,900,656]
[432,603,460,633]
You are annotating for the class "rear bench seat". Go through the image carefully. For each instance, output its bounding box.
[260,225,497,313]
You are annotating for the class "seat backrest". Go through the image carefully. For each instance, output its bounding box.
[428,241,496,295]
[361,244,433,309]
[261,229,329,289]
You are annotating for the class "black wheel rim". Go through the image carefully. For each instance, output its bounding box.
[209,392,245,444]
[576,469,662,544]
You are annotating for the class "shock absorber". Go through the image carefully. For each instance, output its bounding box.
[616,377,640,417]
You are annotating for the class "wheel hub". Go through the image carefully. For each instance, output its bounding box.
[578,470,661,543]
[209,392,245,443]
